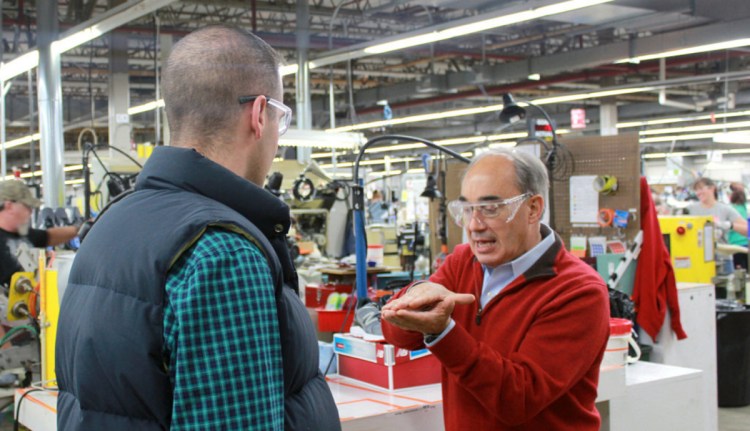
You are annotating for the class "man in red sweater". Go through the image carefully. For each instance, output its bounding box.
[382,148,610,430]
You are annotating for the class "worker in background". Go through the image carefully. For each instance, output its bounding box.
[0,180,79,289]
[55,26,340,431]
[381,148,610,431]
[687,177,748,245]
[368,189,389,223]
[729,182,749,270]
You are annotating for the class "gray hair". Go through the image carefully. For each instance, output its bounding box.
[161,25,283,150]
[466,148,549,197]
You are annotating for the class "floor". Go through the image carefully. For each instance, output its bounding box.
[719,404,750,430]
[0,400,744,430]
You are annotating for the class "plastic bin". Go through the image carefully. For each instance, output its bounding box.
[716,300,750,407]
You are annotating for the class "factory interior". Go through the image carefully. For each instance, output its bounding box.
[1,0,750,430]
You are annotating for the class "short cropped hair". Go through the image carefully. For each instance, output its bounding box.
[161,25,282,150]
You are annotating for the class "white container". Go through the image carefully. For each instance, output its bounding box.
[367,244,385,267]
[601,318,641,370]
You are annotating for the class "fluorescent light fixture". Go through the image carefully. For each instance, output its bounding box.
[528,73,541,81]
[362,0,612,54]
[642,151,703,159]
[642,148,750,159]
[639,132,718,144]
[714,132,750,145]
[617,38,750,64]
[0,51,40,82]
[3,133,41,150]
[65,178,86,185]
[282,129,365,149]
[639,120,750,136]
[324,85,658,134]
[532,87,655,105]
[2,164,87,181]
[617,109,750,128]
[52,26,104,55]
[0,0,176,82]
[128,99,165,115]
[280,64,299,76]
[319,156,419,169]
[326,103,505,133]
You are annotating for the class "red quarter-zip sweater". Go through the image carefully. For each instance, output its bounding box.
[383,230,610,431]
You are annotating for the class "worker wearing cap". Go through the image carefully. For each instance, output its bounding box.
[0,180,79,289]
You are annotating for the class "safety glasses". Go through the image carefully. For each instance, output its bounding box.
[238,95,293,136]
[447,193,531,227]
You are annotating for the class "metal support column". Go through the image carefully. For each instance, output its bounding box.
[160,33,173,146]
[600,103,618,136]
[295,0,312,163]
[108,27,131,153]
[37,0,65,207]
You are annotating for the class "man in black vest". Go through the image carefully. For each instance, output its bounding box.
[56,26,340,430]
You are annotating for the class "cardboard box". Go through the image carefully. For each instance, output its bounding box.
[334,333,442,390]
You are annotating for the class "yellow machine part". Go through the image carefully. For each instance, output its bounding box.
[658,215,716,283]
[6,272,35,322]
[40,264,59,385]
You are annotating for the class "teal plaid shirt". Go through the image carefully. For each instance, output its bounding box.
[163,228,284,430]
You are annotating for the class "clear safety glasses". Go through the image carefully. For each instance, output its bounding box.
[238,95,293,136]
[447,193,531,227]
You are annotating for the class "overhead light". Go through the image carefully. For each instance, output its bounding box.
[617,109,750,128]
[639,132,719,143]
[361,0,612,55]
[488,142,518,149]
[3,133,41,150]
[65,178,86,185]
[2,164,87,181]
[309,0,611,68]
[642,148,750,159]
[714,132,750,145]
[364,132,530,153]
[280,64,299,76]
[319,156,419,169]
[639,120,750,136]
[129,99,165,116]
[0,51,40,82]
[326,103,505,133]
[528,73,541,81]
[0,0,175,82]
[642,151,704,159]
[52,26,104,55]
[283,129,364,149]
[616,38,750,64]
[532,87,655,105]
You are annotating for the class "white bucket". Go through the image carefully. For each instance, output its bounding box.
[366,244,385,267]
[601,318,641,370]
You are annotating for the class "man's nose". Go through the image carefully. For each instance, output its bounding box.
[467,210,486,230]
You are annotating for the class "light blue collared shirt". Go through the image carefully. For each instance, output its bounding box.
[480,223,555,307]
[425,224,555,347]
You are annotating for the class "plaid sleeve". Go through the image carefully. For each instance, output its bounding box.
[164,228,283,431]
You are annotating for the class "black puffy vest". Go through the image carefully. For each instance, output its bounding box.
[55,146,340,430]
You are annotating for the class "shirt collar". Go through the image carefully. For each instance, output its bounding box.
[483,223,555,279]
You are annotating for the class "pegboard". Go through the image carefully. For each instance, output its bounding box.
[551,133,641,243]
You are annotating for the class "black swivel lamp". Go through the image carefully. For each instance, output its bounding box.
[420,175,442,200]
[499,93,527,124]
[353,135,470,306]
[498,92,573,230]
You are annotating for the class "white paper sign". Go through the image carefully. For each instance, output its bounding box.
[570,175,599,224]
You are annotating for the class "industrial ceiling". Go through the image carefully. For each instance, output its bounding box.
[2,0,750,177]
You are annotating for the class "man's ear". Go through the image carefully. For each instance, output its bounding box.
[527,194,545,223]
[246,96,267,140]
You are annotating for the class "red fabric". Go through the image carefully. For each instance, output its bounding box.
[633,176,687,341]
[382,232,610,431]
